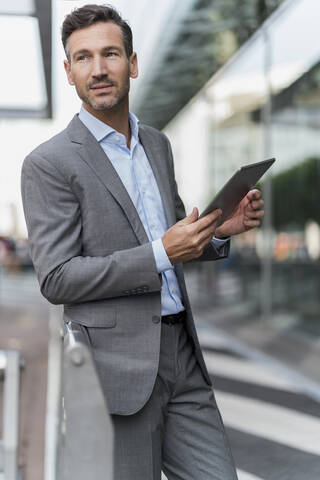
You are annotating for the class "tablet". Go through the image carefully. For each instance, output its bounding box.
[199,158,275,222]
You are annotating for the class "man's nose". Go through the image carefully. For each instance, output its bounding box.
[91,56,108,77]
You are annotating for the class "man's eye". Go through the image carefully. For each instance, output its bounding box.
[106,52,118,57]
[77,56,88,61]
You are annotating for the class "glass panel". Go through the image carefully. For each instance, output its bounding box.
[267,0,320,334]
[0,0,35,15]
[0,15,47,110]
[166,0,320,337]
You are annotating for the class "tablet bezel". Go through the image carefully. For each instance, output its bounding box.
[199,158,275,222]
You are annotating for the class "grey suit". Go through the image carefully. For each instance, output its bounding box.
[21,115,237,479]
[21,114,229,415]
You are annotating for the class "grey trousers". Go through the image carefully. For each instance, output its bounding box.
[111,323,238,480]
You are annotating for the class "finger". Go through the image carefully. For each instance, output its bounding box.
[195,225,216,246]
[243,219,261,228]
[192,233,215,256]
[194,209,222,233]
[246,209,264,219]
[180,207,199,225]
[250,199,264,210]
[247,189,261,201]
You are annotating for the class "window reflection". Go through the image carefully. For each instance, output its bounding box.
[166,0,320,334]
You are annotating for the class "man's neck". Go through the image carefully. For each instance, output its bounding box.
[83,102,131,148]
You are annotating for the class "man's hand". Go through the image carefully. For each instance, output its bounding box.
[162,207,222,264]
[215,189,264,238]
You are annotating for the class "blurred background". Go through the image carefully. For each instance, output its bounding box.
[1,0,320,479]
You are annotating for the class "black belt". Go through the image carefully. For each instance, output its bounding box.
[161,310,186,325]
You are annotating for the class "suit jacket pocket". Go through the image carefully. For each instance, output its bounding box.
[64,299,117,328]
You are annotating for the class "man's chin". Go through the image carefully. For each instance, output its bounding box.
[92,104,115,111]
[89,98,120,111]
[80,91,126,111]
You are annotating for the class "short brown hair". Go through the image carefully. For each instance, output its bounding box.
[61,4,133,61]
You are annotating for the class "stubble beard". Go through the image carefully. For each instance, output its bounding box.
[77,76,130,112]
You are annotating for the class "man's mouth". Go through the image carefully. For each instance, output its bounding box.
[90,83,114,92]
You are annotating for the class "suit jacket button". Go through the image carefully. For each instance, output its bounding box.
[152,315,160,324]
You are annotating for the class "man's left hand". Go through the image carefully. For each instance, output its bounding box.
[215,189,264,238]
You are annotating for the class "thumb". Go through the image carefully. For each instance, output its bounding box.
[181,207,199,225]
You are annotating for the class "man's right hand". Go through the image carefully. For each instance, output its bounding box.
[162,207,222,264]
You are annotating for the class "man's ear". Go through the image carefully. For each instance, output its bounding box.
[129,52,138,79]
[64,59,75,86]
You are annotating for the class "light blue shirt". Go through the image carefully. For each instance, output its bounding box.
[78,105,227,315]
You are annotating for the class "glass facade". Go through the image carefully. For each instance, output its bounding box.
[165,0,320,338]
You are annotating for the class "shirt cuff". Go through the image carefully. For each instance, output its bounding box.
[211,236,230,249]
[152,238,173,273]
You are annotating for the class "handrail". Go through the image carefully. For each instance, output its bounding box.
[0,349,21,480]
[45,306,113,480]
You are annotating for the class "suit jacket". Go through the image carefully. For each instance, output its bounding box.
[21,114,230,415]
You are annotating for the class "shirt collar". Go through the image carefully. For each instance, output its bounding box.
[78,104,140,144]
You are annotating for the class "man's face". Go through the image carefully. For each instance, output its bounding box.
[64,21,138,112]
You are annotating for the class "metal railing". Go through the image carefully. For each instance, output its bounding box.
[45,307,113,480]
[0,350,21,480]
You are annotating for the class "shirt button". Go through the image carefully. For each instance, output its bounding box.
[152,315,160,324]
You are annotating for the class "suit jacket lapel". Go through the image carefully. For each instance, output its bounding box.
[139,126,176,228]
[66,115,149,245]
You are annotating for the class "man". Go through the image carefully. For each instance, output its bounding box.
[21,5,264,479]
